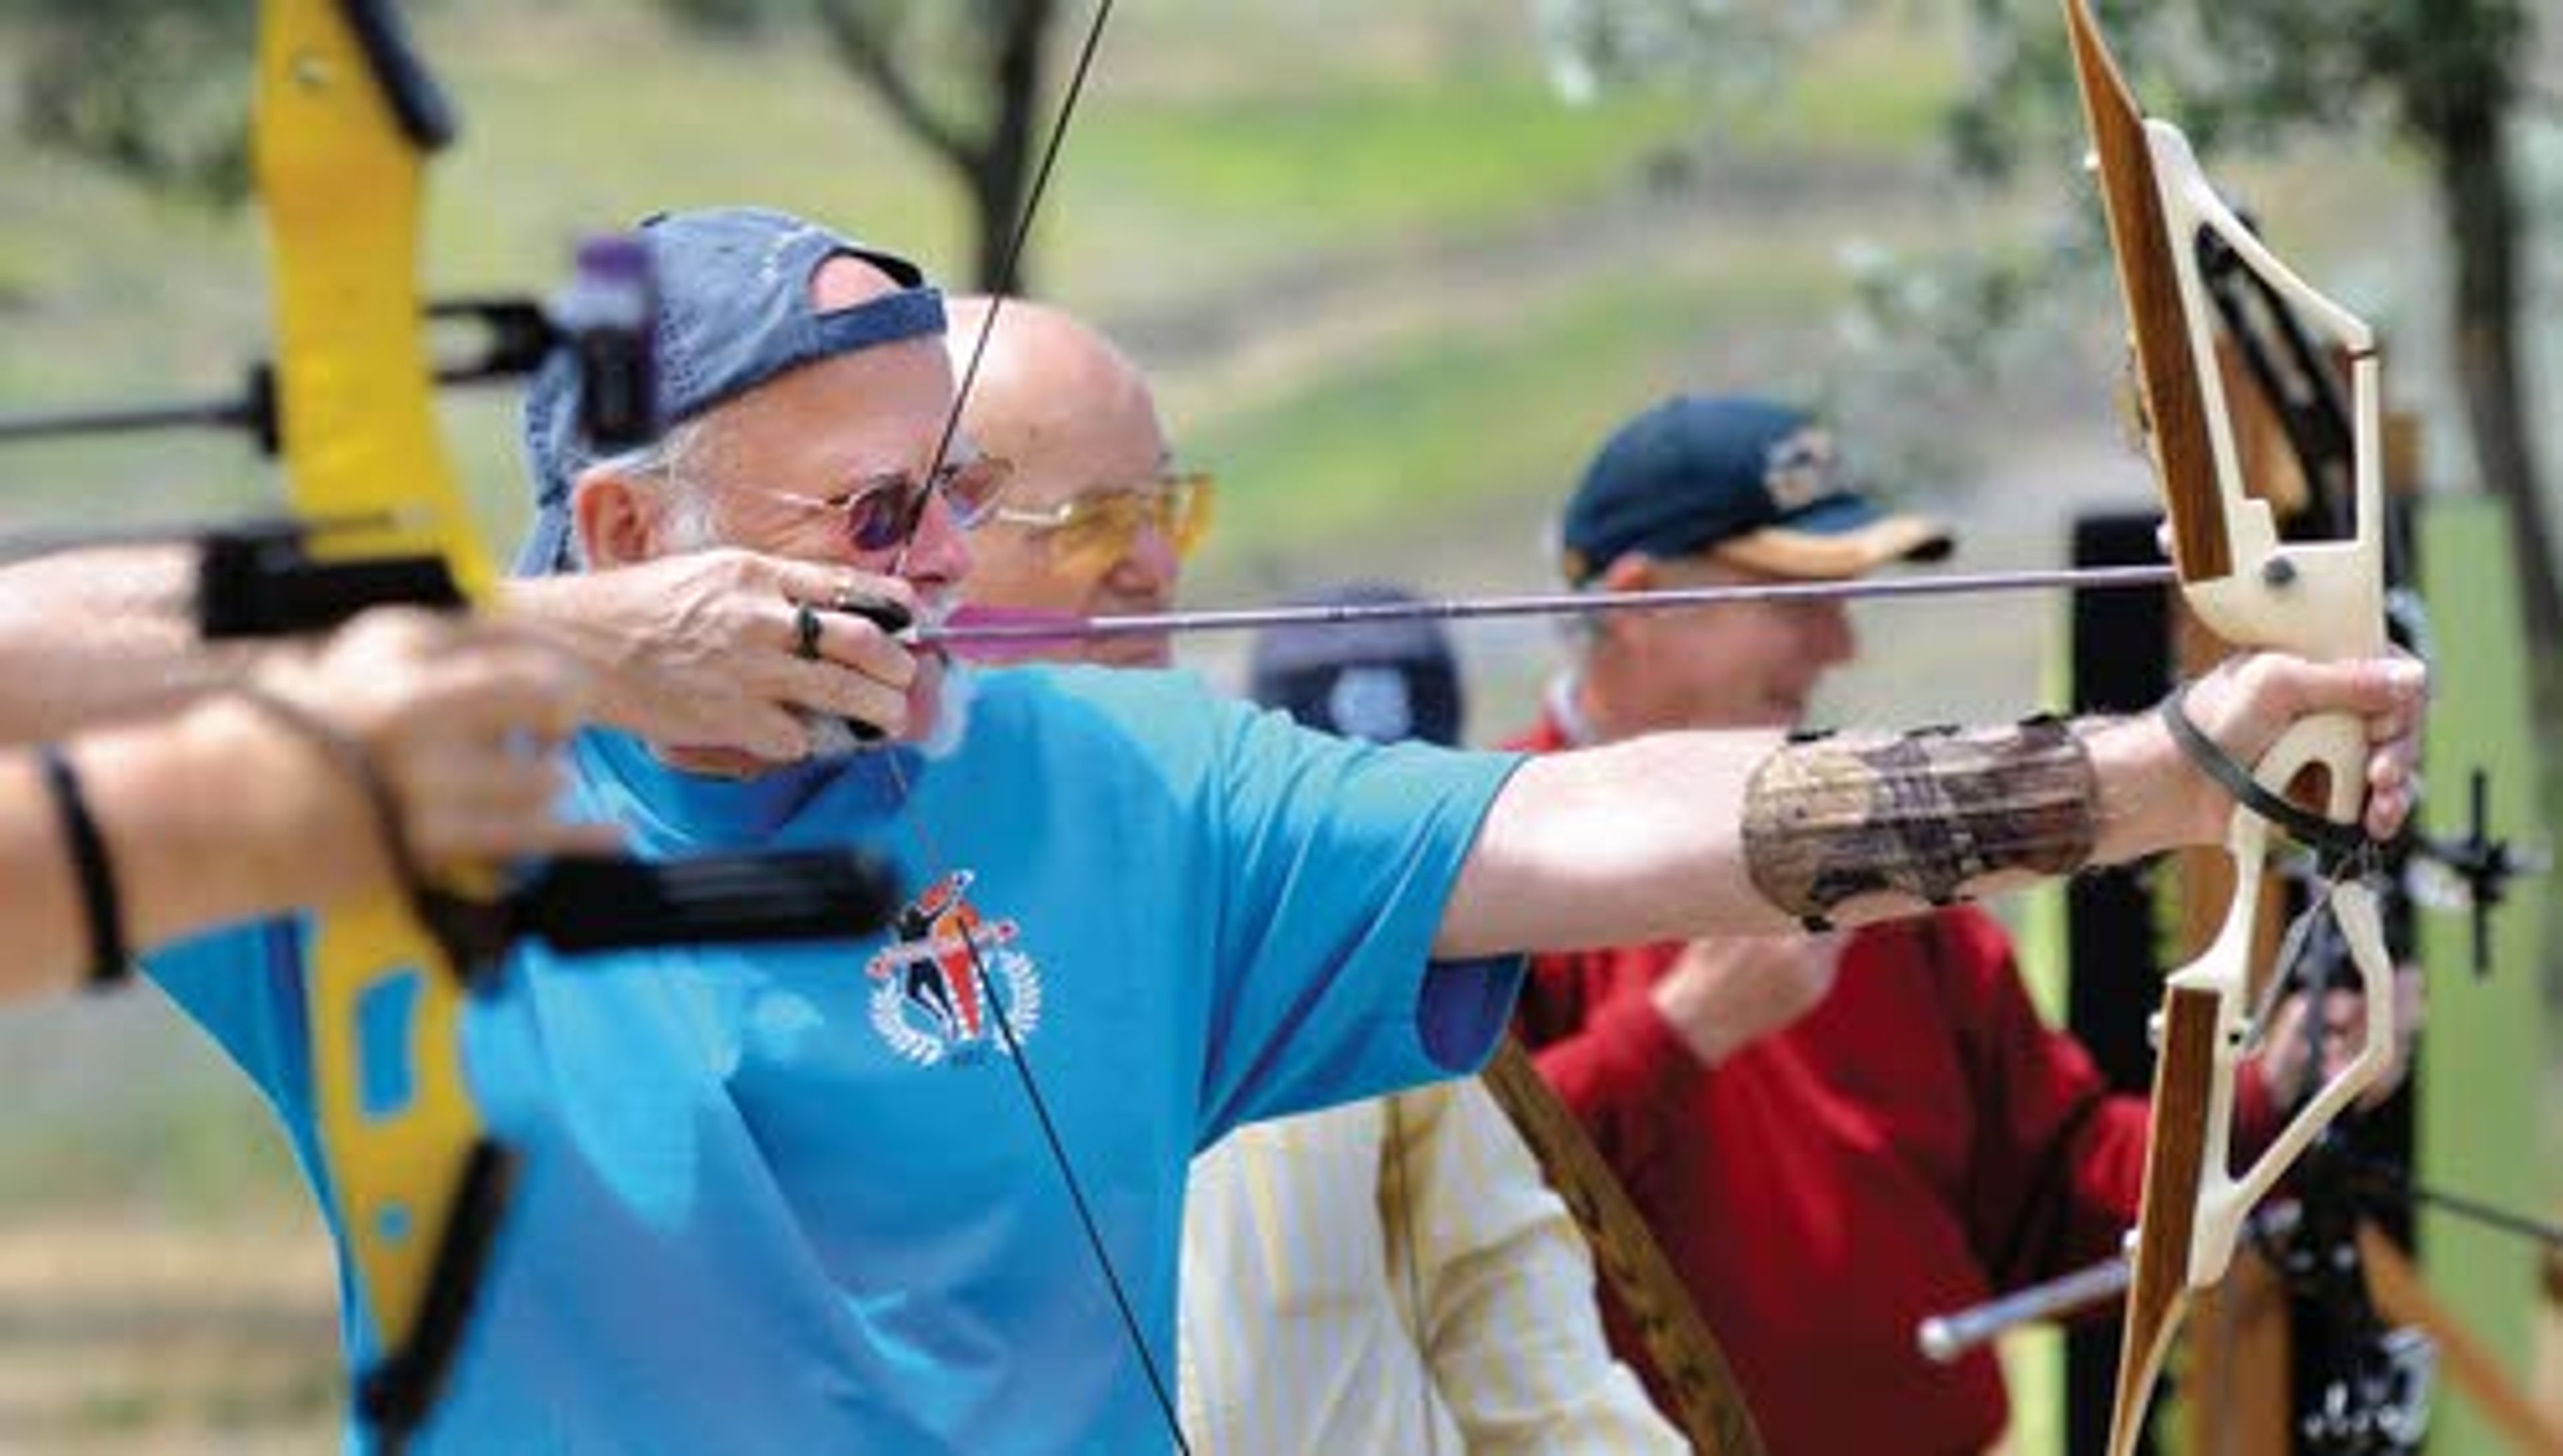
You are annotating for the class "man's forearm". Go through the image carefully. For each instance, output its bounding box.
[0,547,244,742]
[1438,709,2217,961]
[0,694,354,995]
[1440,729,1793,960]
[496,571,658,737]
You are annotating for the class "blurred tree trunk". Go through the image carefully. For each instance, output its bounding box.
[2408,29,2562,663]
[811,0,1059,294]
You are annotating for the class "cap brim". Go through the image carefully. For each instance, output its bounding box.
[1715,512,1954,580]
[512,504,576,578]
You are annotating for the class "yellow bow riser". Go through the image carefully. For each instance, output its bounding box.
[254,0,505,1437]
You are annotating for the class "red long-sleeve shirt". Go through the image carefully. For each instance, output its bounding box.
[1509,714,2274,1455]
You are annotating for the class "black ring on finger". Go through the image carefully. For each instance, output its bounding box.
[793,602,824,661]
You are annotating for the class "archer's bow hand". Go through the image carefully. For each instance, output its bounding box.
[2104,649,2426,857]
[501,548,920,763]
[228,608,619,899]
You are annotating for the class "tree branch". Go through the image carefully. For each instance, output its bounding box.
[811,0,984,173]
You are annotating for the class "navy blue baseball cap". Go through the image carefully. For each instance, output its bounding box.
[1246,583,1464,749]
[1556,394,1952,584]
[515,206,947,575]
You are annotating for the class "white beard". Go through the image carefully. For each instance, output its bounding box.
[800,661,976,763]
[914,661,977,761]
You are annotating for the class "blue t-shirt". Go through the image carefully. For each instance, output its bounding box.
[150,666,1523,1454]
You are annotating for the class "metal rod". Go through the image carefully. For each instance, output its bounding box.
[1916,1256,2133,1363]
[915,562,2182,647]
[0,336,545,448]
[0,394,258,443]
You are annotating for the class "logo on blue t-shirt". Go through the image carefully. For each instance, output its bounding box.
[864,871,1042,1066]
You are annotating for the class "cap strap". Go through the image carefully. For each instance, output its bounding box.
[808,286,945,358]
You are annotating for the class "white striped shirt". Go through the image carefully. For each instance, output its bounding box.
[1177,1079,1684,1453]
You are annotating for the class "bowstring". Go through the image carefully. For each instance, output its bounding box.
[894,0,1115,578]
[868,3,1194,1449]
[875,753,1188,1448]
[2243,845,2386,1053]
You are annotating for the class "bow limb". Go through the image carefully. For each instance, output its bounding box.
[2063,4,2398,1451]
[1478,1040,1765,1454]
[254,1,506,1443]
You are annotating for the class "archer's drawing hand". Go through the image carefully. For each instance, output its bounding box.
[500,549,919,761]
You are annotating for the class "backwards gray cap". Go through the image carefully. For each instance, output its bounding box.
[514,206,947,576]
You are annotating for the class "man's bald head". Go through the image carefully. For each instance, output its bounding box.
[947,297,1157,465]
[946,298,1187,665]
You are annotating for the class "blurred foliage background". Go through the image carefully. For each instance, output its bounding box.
[0,0,2556,1449]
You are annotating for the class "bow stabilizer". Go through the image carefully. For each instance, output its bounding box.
[1479,1040,1766,1453]
[2062,5,2399,1451]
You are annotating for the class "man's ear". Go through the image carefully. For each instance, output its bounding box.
[1589,553,1661,644]
[1597,553,1657,595]
[571,468,661,569]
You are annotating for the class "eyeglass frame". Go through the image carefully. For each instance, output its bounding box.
[723,453,1018,554]
[984,469,1215,559]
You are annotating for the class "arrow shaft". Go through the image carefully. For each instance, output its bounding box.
[916,562,2181,647]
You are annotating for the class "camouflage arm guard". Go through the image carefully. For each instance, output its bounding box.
[1742,715,2098,930]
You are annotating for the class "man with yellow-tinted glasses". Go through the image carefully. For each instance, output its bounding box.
[950,295,1681,1454]
[944,295,1213,669]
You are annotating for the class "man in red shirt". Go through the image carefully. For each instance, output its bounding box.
[1510,394,2379,1454]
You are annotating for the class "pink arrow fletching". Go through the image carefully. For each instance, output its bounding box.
[916,603,1099,664]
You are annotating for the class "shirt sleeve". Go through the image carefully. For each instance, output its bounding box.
[1392,1078,1688,1455]
[1939,906,2307,1289]
[1924,910,2154,1285]
[1181,695,1527,1141]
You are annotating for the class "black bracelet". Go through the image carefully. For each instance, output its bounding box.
[37,744,131,990]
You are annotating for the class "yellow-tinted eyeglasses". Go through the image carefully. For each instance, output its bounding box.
[986,472,1215,579]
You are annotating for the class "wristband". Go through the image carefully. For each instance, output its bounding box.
[37,744,131,990]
